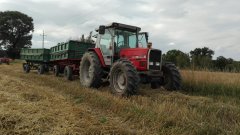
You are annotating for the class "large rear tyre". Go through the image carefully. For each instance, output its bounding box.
[110,59,140,97]
[53,65,60,77]
[162,62,181,90]
[79,52,103,88]
[64,66,73,81]
[38,65,45,75]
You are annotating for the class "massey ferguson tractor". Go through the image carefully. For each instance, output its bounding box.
[79,22,181,96]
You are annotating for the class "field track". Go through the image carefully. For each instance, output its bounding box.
[0,62,240,135]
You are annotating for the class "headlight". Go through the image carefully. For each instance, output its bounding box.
[132,55,147,59]
[149,62,154,65]
[156,62,160,66]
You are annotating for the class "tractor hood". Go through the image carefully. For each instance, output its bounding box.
[119,48,149,59]
[119,48,162,71]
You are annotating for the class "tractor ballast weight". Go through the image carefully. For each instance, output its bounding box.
[79,22,181,96]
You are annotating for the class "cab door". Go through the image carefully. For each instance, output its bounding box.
[98,30,113,66]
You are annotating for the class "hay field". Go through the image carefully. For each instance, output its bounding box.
[0,62,240,135]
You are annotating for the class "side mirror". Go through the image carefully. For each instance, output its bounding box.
[99,25,105,35]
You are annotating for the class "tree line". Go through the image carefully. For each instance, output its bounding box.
[163,47,240,72]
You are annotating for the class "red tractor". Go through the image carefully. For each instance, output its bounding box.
[79,22,181,96]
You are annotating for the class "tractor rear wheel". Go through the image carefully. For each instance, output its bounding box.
[79,52,103,88]
[110,59,140,97]
[64,66,73,81]
[53,65,60,76]
[162,62,181,90]
[38,65,45,75]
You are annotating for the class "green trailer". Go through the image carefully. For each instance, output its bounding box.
[20,40,95,78]
[20,48,51,74]
[50,40,95,80]
[50,40,95,60]
[20,48,50,62]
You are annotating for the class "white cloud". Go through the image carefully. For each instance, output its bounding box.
[1,0,240,60]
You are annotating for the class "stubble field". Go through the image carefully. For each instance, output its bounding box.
[0,61,240,135]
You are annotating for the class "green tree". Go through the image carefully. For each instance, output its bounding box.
[190,47,214,69]
[215,56,228,71]
[164,50,190,68]
[0,11,34,59]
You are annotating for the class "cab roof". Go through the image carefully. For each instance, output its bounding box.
[96,22,141,32]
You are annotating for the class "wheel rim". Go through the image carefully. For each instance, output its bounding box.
[113,69,127,93]
[64,68,67,77]
[82,60,91,82]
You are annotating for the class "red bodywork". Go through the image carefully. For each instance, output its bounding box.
[120,48,149,71]
[91,48,149,71]
[89,48,106,67]
[52,59,81,75]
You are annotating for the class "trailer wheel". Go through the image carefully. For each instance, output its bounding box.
[53,65,60,76]
[64,66,73,81]
[162,62,181,90]
[110,59,140,97]
[44,65,49,72]
[23,63,30,73]
[38,65,45,75]
[79,52,103,88]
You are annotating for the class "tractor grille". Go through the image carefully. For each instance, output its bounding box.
[148,49,162,70]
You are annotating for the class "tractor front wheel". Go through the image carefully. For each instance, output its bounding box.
[79,52,103,88]
[162,62,181,90]
[110,59,140,97]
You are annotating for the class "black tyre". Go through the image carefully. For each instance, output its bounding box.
[38,65,45,75]
[44,65,49,72]
[79,52,103,88]
[110,59,140,97]
[23,63,30,73]
[64,66,73,81]
[162,62,181,90]
[53,65,60,76]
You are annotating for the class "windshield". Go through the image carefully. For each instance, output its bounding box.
[114,29,137,50]
[138,33,148,48]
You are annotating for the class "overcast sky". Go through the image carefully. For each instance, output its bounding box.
[1,0,240,60]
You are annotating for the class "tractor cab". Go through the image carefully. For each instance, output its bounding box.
[95,22,142,65]
[95,22,162,72]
